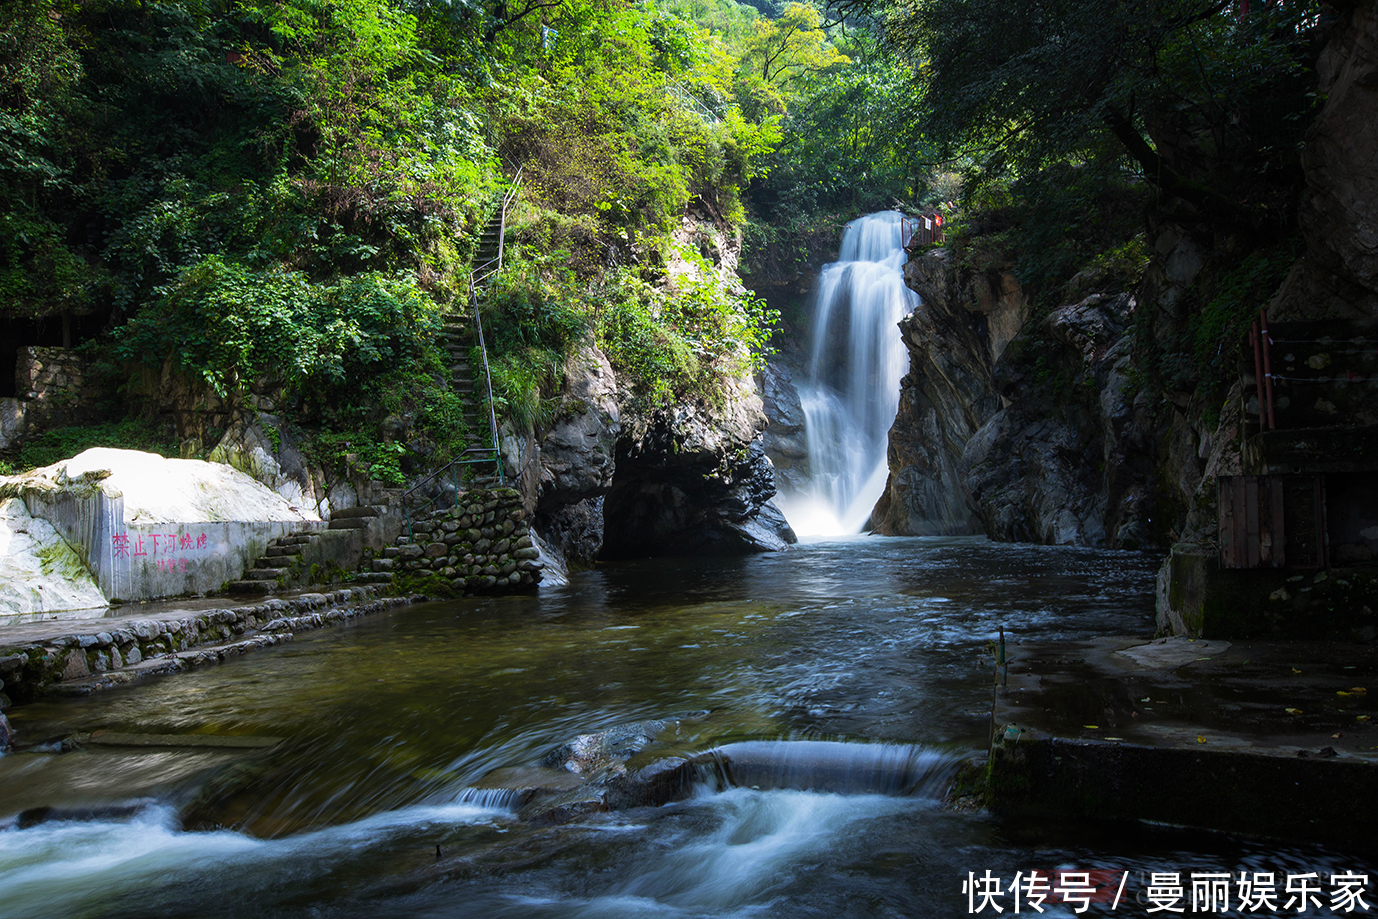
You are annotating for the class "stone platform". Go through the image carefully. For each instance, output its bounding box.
[0,587,420,712]
[987,636,1378,849]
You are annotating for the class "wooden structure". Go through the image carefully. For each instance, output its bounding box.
[1217,474,1326,570]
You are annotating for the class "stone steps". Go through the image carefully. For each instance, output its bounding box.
[352,572,393,584]
[332,505,381,519]
[264,545,303,558]
[227,505,387,594]
[6,588,416,701]
[225,580,273,596]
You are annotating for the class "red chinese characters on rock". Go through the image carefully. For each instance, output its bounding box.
[111,530,212,572]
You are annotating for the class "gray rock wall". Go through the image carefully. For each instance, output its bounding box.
[1278,0,1378,321]
[963,294,1159,548]
[529,363,795,564]
[871,250,1010,535]
[0,347,104,452]
[876,248,1160,547]
[600,379,795,558]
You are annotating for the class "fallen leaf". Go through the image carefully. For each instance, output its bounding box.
[1291,668,1303,675]
[1197,735,1207,744]
[1286,708,1303,715]
[1083,725,1099,730]
[1352,687,1368,695]
[1338,691,1354,697]
[1358,715,1371,722]
[1140,697,1151,703]
[1332,733,1343,739]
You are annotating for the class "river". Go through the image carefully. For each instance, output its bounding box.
[0,538,1367,917]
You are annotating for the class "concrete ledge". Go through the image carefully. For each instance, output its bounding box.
[986,636,1378,847]
[988,725,1378,848]
[0,587,421,706]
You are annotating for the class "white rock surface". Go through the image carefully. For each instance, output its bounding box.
[0,497,106,616]
[20,448,320,524]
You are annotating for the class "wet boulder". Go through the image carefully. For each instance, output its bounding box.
[475,719,702,823]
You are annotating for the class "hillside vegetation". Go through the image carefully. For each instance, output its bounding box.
[1,0,1339,523]
[0,0,863,479]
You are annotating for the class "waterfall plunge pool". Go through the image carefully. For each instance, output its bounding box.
[1,538,1371,917]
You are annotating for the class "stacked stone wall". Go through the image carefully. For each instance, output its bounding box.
[377,486,543,592]
[15,346,101,430]
[2,346,105,452]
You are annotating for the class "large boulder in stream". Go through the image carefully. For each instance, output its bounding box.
[600,377,796,558]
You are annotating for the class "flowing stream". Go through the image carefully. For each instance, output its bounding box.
[778,211,918,537]
[0,539,1365,918]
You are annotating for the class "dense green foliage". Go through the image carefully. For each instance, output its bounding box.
[0,0,1332,495]
[0,0,826,474]
[892,0,1316,214]
[879,0,1319,297]
[113,257,444,399]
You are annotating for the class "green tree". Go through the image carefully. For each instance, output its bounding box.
[887,0,1318,234]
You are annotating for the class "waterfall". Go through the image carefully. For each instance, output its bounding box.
[778,211,918,537]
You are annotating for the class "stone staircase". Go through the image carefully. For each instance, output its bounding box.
[438,315,490,442]
[473,209,504,282]
[226,531,318,596]
[226,505,393,595]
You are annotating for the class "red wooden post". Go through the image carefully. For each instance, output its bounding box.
[1259,310,1276,430]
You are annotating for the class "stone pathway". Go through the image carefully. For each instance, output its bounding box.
[0,586,422,711]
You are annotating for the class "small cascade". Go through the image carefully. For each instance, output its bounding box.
[778,211,919,536]
[451,786,527,811]
[694,740,959,799]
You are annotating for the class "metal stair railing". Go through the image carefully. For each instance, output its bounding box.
[473,166,522,286]
[401,168,523,538]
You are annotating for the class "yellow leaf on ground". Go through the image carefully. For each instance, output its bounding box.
[1197,735,1207,743]
[1286,708,1303,715]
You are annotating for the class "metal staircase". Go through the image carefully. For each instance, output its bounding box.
[401,169,523,533]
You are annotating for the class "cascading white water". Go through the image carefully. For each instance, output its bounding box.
[778,211,919,537]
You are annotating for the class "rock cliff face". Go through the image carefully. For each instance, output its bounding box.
[757,361,810,496]
[600,379,793,558]
[871,250,1013,536]
[1149,4,1378,635]
[874,5,1378,630]
[875,250,1159,547]
[1276,0,1378,321]
[964,293,1159,547]
[520,215,796,569]
[526,354,795,566]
